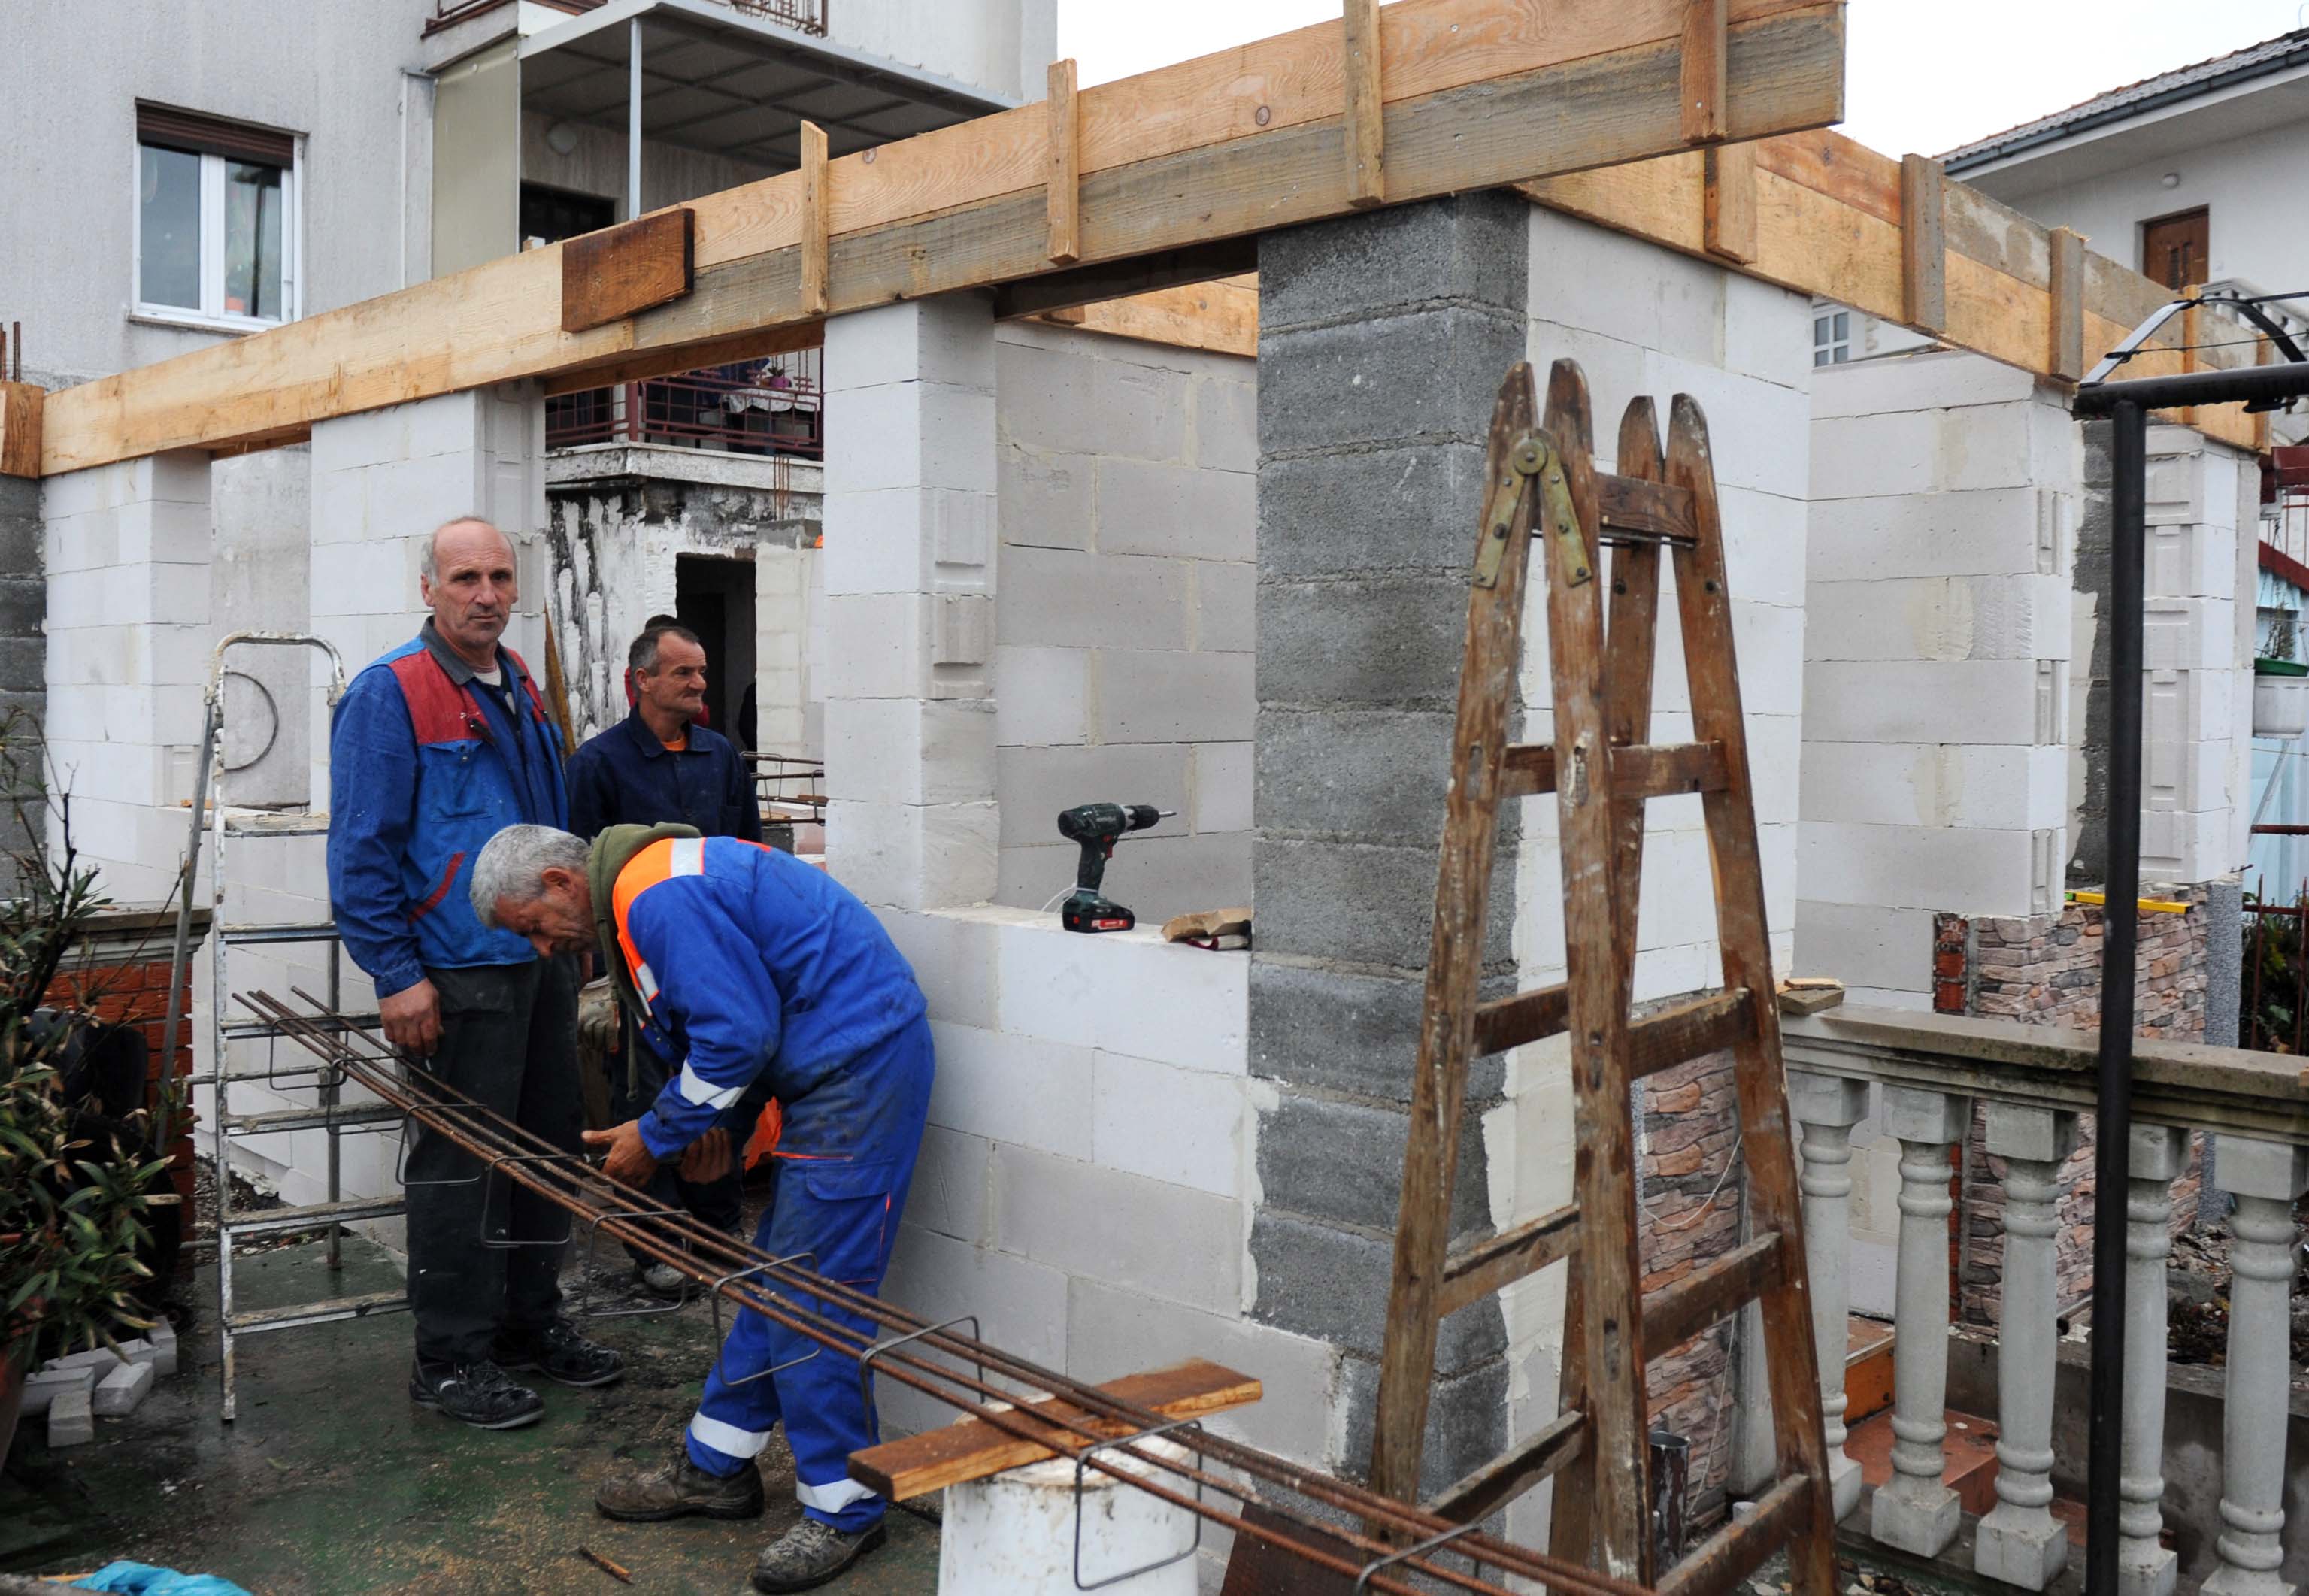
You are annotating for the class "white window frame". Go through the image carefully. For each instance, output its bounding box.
[131,137,302,333]
[1812,307,1850,367]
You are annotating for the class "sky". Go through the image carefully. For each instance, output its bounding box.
[1056,0,2308,159]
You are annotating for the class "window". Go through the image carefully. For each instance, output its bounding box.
[1813,308,1850,367]
[134,104,298,328]
[2142,207,2209,293]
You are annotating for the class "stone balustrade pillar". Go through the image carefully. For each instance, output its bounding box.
[1789,1070,1870,1523]
[1870,1085,1967,1558]
[1974,1102,2078,1590]
[2203,1136,2309,1596]
[2117,1125,2188,1596]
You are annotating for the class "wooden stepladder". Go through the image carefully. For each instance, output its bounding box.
[1366,359,1836,1596]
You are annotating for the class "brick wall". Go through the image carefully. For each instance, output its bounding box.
[46,942,198,1204]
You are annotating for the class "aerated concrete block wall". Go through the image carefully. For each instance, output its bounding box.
[991,321,1254,923]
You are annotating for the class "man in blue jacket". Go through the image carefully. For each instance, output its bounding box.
[328,517,624,1431]
[566,621,762,1294]
[468,821,932,1593]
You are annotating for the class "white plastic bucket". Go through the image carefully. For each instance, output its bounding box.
[2256,675,2309,738]
[938,1435,1199,1596]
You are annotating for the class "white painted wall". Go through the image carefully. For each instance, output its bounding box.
[828,0,1056,107]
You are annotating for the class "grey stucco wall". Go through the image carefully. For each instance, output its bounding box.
[1250,192,1530,1495]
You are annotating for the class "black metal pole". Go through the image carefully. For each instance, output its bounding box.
[2086,398,2146,1595]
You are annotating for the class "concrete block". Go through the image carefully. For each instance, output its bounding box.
[992,1143,1243,1316]
[1638,350,1812,501]
[1932,401,2040,493]
[1728,601,1807,716]
[825,382,996,497]
[1249,958,1505,1104]
[44,1342,144,1376]
[824,797,998,910]
[1981,1102,2079,1164]
[1880,1083,1967,1144]
[1259,307,1528,456]
[1811,412,1940,499]
[1798,743,2065,832]
[1095,650,1253,743]
[1191,377,1257,474]
[1526,206,1720,366]
[1257,1087,1489,1236]
[1255,707,1453,846]
[826,295,997,395]
[20,1364,96,1416]
[824,697,995,807]
[1806,575,2068,664]
[1066,1277,1339,1464]
[92,1357,154,1416]
[48,1386,95,1447]
[994,741,1189,847]
[1811,349,2040,419]
[1798,820,2039,916]
[821,592,929,701]
[1255,443,1489,578]
[1256,834,1514,970]
[1716,486,1808,608]
[997,445,1092,552]
[993,914,1248,1074]
[1720,271,1814,391]
[1092,1049,1246,1197]
[2143,597,2236,673]
[995,339,1186,462]
[1096,458,1253,563]
[824,485,994,594]
[927,1019,1095,1159]
[1193,561,1254,653]
[2211,1134,2309,1201]
[115,497,214,567]
[1192,742,1252,834]
[1260,189,1527,335]
[993,646,1089,746]
[998,831,1252,927]
[997,547,1188,651]
[1786,1070,1871,1131]
[1337,1352,1511,1499]
[1257,575,1467,711]
[1800,659,2045,745]
[881,1222,1069,1376]
[1249,1210,1503,1370]
[1808,488,2044,582]
[1747,711,1804,824]
[903,1125,992,1244]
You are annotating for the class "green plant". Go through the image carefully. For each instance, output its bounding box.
[0,715,174,1366]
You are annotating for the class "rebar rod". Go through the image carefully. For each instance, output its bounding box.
[242,991,1652,1596]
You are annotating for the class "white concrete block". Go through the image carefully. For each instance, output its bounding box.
[1798,819,2040,916]
[998,546,1190,652]
[875,907,1001,1029]
[1094,650,1254,743]
[993,646,1089,747]
[1810,348,2040,419]
[1194,561,1254,654]
[995,742,1190,846]
[1096,458,1254,564]
[1190,375,1258,474]
[93,1357,154,1416]
[1808,487,2043,582]
[1807,575,2067,663]
[826,296,998,395]
[1935,401,2037,492]
[2147,518,2238,601]
[1812,412,1940,499]
[1641,351,1813,501]
[1192,742,1253,834]
[823,486,993,595]
[822,592,930,701]
[881,1222,1069,1376]
[1092,1050,1245,1197]
[1798,743,2065,832]
[998,444,1093,552]
[991,1143,1243,1315]
[825,798,1000,910]
[1720,271,1813,392]
[1527,323,1647,435]
[116,497,214,567]
[48,1387,95,1447]
[993,913,1247,1074]
[825,697,995,807]
[1801,660,2045,745]
[903,1125,993,1244]
[1529,207,1726,368]
[826,382,996,497]
[927,1019,1095,1160]
[2144,598,2238,674]
[1792,900,1932,993]
[20,1364,97,1416]
[1715,486,1808,608]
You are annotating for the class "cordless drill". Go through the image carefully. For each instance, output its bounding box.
[1056,803,1171,932]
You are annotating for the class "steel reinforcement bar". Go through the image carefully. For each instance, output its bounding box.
[241,989,1655,1596]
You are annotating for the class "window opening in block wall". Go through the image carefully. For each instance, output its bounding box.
[134,103,298,329]
[1812,308,1850,367]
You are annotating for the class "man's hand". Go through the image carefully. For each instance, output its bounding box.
[583,1119,659,1187]
[379,978,442,1057]
[680,1128,733,1183]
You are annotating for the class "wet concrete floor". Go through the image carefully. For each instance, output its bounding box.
[0,1234,941,1595]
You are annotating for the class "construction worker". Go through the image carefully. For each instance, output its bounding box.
[468,821,932,1594]
[567,621,762,1296]
[327,517,626,1429]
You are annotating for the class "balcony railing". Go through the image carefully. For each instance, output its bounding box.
[547,350,823,458]
[2268,447,2309,579]
[1780,1005,2307,1591]
[429,0,826,38]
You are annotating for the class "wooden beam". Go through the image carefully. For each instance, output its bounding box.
[1046,58,1083,264]
[0,383,43,480]
[1680,0,1729,144]
[992,240,1259,321]
[2047,224,2086,383]
[538,320,826,397]
[1065,279,1259,356]
[560,208,694,334]
[798,120,829,316]
[1901,153,1945,335]
[1702,141,1756,265]
[844,1358,1260,1501]
[1343,0,1386,207]
[40,0,1841,474]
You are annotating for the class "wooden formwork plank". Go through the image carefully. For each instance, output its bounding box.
[560,209,693,335]
[1045,58,1083,265]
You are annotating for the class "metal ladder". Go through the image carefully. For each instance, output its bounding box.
[162,633,408,1420]
[1363,360,1836,1596]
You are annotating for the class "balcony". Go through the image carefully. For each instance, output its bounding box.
[1778,1004,2308,1592]
[544,348,821,456]
[430,0,827,41]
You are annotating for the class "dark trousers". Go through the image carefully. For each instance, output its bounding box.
[405,957,582,1364]
[606,1007,746,1258]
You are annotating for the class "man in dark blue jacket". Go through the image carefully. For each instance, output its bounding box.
[565,622,762,1292]
[328,516,625,1431]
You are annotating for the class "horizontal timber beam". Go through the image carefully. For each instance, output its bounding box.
[992,241,1259,322]
[37,0,1843,474]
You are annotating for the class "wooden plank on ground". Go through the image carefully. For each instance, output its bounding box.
[1344,0,1386,206]
[560,209,694,335]
[846,1358,1260,1501]
[1046,58,1082,264]
[0,383,43,480]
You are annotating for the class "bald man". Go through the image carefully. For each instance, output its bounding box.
[328,516,625,1431]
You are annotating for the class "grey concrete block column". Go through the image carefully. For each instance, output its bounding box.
[0,475,44,858]
[1250,192,1528,1492]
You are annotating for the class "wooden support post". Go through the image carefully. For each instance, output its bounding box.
[2180,296,2201,429]
[1344,0,1386,207]
[2048,226,2086,384]
[559,208,695,334]
[0,383,43,480]
[1680,0,1729,144]
[1901,153,1947,335]
[799,119,829,316]
[1045,58,1082,265]
[1703,142,1756,264]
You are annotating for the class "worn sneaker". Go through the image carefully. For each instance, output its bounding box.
[497,1318,627,1389]
[638,1259,689,1298]
[595,1449,766,1522]
[408,1358,545,1430]
[751,1519,887,1593]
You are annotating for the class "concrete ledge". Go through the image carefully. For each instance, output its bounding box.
[543,441,826,496]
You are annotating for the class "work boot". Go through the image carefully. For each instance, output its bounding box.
[751,1519,887,1592]
[496,1318,627,1389]
[408,1358,545,1431]
[595,1450,766,1522]
[637,1258,689,1298]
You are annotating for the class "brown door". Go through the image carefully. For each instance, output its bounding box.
[2142,207,2209,291]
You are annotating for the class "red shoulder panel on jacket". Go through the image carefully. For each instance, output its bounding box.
[388,652,481,747]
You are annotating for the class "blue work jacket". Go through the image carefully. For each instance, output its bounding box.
[566,710,763,844]
[609,835,928,1165]
[327,623,569,998]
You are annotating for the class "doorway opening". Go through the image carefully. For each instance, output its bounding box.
[675,554,757,750]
